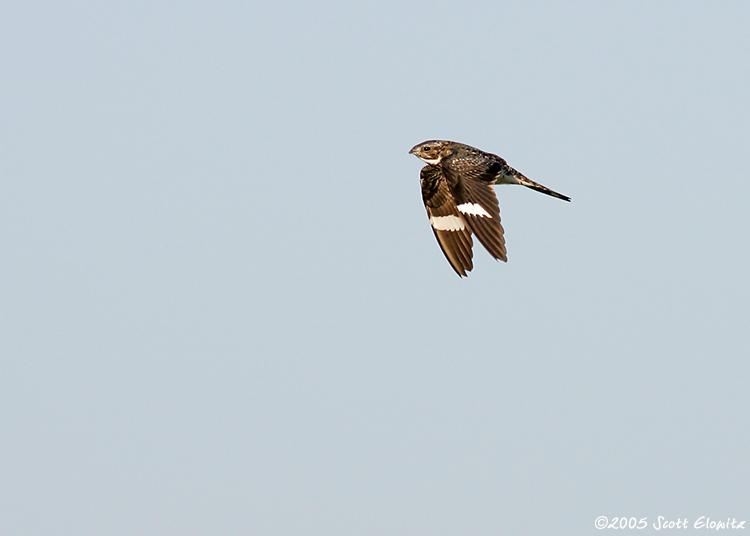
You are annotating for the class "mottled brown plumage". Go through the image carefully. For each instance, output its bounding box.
[410,140,570,276]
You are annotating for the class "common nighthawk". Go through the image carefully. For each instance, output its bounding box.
[410,140,570,276]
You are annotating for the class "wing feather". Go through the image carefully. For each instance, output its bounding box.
[420,166,474,276]
[442,157,507,262]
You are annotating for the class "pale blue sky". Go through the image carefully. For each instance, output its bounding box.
[1,1,748,534]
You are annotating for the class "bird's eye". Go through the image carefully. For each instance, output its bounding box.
[424,147,432,152]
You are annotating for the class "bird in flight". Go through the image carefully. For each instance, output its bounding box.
[410,140,570,276]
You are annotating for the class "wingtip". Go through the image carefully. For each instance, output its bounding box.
[550,192,571,202]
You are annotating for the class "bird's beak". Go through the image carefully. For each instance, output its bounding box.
[408,145,418,155]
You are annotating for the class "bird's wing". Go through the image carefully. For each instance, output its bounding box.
[442,157,507,262]
[420,165,474,276]
[495,163,571,202]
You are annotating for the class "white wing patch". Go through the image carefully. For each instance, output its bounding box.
[457,202,491,218]
[429,214,466,231]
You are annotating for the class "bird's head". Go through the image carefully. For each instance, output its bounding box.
[409,140,453,165]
